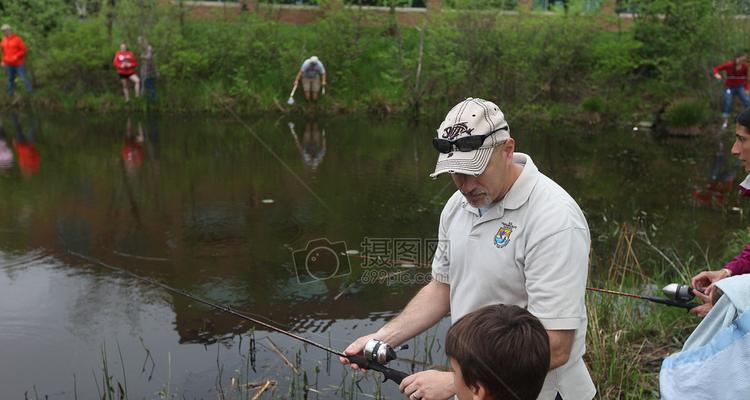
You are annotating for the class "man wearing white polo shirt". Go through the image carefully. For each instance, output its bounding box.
[341,98,595,400]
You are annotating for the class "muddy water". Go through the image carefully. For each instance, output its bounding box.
[0,112,744,398]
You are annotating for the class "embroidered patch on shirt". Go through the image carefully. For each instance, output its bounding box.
[494,222,517,248]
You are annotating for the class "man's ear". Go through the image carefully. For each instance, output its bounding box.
[471,383,490,400]
[502,137,516,159]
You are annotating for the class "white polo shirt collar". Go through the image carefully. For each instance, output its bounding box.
[459,153,540,222]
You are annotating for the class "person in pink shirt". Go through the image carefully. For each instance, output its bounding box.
[691,106,750,316]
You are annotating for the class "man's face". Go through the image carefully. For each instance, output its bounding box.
[732,123,750,172]
[450,141,513,208]
[2,30,11,38]
[450,358,484,400]
[120,43,127,52]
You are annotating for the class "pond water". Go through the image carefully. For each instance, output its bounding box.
[0,111,746,398]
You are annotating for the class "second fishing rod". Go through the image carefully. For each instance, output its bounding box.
[68,251,410,385]
[587,284,702,310]
[350,253,702,310]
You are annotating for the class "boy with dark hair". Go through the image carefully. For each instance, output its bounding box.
[445,304,550,400]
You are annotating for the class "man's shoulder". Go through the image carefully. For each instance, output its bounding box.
[437,190,465,218]
[442,190,464,210]
[524,172,588,229]
[529,171,577,205]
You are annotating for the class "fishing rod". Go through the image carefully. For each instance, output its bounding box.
[346,253,701,310]
[586,286,697,310]
[347,252,701,310]
[67,251,409,385]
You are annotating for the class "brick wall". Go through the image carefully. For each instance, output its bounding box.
[178,1,429,25]
[176,0,620,26]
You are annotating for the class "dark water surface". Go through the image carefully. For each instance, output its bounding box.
[0,112,746,398]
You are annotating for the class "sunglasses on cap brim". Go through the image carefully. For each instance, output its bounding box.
[432,126,509,154]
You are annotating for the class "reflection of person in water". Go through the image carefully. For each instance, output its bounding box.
[0,119,14,174]
[142,115,160,173]
[121,118,144,170]
[693,141,738,206]
[288,120,326,169]
[10,113,39,177]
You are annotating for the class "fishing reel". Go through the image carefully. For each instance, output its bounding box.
[662,283,703,303]
[363,339,408,365]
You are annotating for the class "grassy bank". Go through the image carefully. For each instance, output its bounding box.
[0,0,744,124]
[583,222,750,398]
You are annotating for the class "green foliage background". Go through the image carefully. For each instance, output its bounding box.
[1,0,749,122]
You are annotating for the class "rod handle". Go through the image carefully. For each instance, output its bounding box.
[645,296,697,310]
[347,355,410,385]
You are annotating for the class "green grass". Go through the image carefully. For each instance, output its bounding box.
[4,0,746,122]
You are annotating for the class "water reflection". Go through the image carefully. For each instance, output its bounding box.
[1,113,750,398]
[0,120,13,173]
[6,113,39,177]
[121,117,145,170]
[288,118,326,170]
[692,137,738,207]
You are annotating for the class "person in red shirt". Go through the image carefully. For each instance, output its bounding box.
[113,43,140,101]
[713,54,750,129]
[0,24,32,97]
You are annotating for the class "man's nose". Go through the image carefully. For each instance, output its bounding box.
[457,175,478,191]
[732,140,742,156]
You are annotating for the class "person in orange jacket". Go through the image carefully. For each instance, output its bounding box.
[0,24,32,97]
[113,43,140,101]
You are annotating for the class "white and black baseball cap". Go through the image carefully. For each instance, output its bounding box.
[430,98,510,178]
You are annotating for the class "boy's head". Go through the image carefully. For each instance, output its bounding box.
[445,304,550,400]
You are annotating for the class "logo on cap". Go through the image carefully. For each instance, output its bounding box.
[494,222,517,248]
[442,122,474,140]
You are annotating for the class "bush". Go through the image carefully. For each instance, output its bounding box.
[40,20,112,91]
[0,0,747,119]
[662,98,712,128]
[582,96,606,114]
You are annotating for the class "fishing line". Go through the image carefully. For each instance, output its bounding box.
[67,250,409,385]
[220,102,331,213]
[349,253,697,310]
[70,250,344,356]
